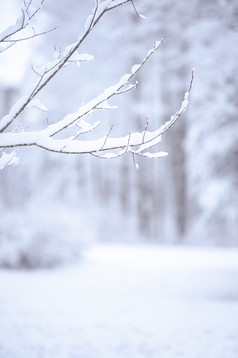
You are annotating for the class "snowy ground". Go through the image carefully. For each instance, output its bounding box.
[0,243,238,358]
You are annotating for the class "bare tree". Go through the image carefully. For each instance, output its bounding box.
[0,0,193,170]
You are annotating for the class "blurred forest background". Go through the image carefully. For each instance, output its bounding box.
[0,0,238,268]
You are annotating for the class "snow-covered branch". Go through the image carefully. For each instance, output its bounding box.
[0,0,58,51]
[0,0,130,133]
[0,0,193,170]
[0,64,193,156]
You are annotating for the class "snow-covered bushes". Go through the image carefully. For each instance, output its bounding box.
[0,200,95,269]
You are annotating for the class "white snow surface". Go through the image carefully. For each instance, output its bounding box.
[0,243,238,358]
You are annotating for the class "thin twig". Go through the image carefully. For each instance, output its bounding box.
[88,0,99,30]
[100,125,114,150]
[158,68,194,136]
[31,64,43,78]
[132,152,139,169]
[142,116,149,144]
[115,82,137,95]
[126,132,131,152]
[0,43,15,53]
[3,25,59,43]
[131,0,145,20]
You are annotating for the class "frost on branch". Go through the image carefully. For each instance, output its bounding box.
[0,0,193,169]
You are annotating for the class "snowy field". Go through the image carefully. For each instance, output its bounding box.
[0,243,238,358]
